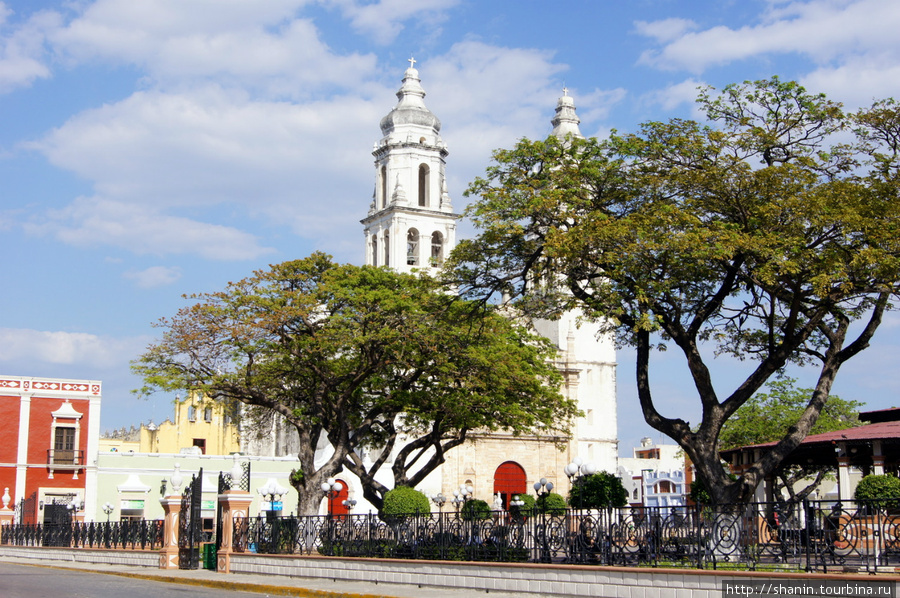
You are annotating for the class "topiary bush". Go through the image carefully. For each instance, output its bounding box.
[854,474,900,510]
[536,492,566,515]
[381,486,430,519]
[509,493,535,519]
[462,498,491,520]
[568,472,628,509]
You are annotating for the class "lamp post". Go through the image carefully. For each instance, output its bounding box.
[320,478,343,517]
[565,457,597,510]
[533,478,554,563]
[451,484,472,516]
[342,497,357,513]
[102,501,114,523]
[258,478,288,521]
[431,493,446,513]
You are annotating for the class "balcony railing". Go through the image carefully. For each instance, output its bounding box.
[46,449,85,467]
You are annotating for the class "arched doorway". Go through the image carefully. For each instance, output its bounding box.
[325,479,350,516]
[493,461,527,510]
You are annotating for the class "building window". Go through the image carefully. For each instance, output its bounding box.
[372,236,378,266]
[54,427,76,464]
[384,231,390,265]
[407,229,419,266]
[188,406,196,422]
[193,438,206,454]
[203,407,212,422]
[418,164,429,207]
[430,231,443,266]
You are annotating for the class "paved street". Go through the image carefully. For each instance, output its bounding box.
[0,556,525,598]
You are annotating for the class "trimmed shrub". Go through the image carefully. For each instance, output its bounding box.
[462,498,491,520]
[536,492,566,515]
[509,493,535,519]
[854,474,900,509]
[382,486,430,518]
[568,472,628,509]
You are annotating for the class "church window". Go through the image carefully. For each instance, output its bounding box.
[407,229,419,266]
[384,231,390,265]
[430,231,443,266]
[203,407,212,422]
[188,405,196,422]
[372,236,378,267]
[380,165,387,209]
[418,164,429,207]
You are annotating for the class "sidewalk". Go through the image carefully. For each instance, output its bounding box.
[0,554,524,598]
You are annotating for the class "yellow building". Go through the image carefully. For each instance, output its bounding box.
[100,394,240,456]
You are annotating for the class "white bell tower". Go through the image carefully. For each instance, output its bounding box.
[362,59,459,274]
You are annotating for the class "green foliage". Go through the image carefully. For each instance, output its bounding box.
[133,252,577,514]
[536,492,566,515]
[719,378,861,450]
[382,486,431,517]
[461,498,491,521]
[509,493,535,519]
[567,472,628,509]
[449,77,900,505]
[854,475,900,508]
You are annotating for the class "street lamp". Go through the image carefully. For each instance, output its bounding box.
[431,492,446,513]
[451,484,472,515]
[565,457,597,510]
[342,497,357,513]
[258,478,288,520]
[102,501,114,523]
[320,478,343,516]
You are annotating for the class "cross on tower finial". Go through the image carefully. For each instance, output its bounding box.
[562,86,569,97]
[408,56,416,69]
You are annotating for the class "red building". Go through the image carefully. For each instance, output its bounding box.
[0,375,101,523]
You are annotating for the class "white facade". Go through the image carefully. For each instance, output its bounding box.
[618,437,686,507]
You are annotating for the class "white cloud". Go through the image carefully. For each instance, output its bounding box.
[334,0,460,45]
[636,0,900,75]
[124,265,182,288]
[633,18,696,44]
[46,0,375,98]
[0,4,58,93]
[25,196,275,260]
[643,78,708,113]
[0,327,147,369]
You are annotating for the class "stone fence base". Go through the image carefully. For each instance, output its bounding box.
[0,545,158,569]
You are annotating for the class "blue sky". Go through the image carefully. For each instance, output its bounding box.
[2,0,900,456]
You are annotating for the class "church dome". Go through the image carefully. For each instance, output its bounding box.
[380,64,441,136]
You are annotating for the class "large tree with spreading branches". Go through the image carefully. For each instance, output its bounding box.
[447,78,900,504]
[133,252,577,514]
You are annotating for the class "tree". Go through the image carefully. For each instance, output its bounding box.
[448,78,900,504]
[567,472,628,509]
[133,253,577,515]
[720,377,861,501]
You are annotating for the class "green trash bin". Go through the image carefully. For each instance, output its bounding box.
[201,542,217,570]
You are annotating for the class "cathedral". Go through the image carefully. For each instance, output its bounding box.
[353,61,619,510]
[244,62,618,512]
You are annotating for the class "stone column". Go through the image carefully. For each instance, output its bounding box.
[872,440,885,475]
[159,495,182,569]
[837,452,852,502]
[217,490,253,573]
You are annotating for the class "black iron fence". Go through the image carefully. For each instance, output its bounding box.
[233,500,900,572]
[1,519,164,550]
